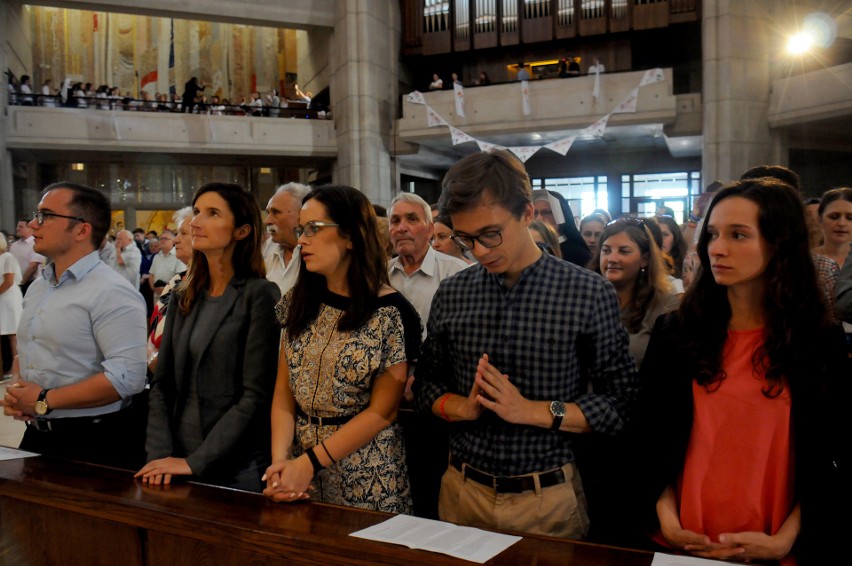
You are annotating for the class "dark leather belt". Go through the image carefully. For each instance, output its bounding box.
[296,406,355,427]
[25,410,125,433]
[450,454,566,494]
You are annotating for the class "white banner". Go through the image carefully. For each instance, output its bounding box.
[592,67,602,100]
[453,83,465,118]
[521,80,531,116]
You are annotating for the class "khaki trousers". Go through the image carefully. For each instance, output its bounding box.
[438,461,590,539]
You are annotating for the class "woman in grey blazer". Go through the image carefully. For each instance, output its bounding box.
[136,183,280,491]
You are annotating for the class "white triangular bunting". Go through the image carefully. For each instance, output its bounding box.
[426,106,448,127]
[544,135,577,156]
[406,91,426,105]
[507,146,540,163]
[449,126,475,145]
[612,88,639,114]
[639,68,665,87]
[583,114,610,137]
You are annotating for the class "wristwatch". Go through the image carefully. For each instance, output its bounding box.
[34,388,52,416]
[549,400,565,431]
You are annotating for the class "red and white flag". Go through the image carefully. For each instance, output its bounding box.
[453,83,465,118]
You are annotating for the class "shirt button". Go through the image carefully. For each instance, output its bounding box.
[31,336,37,341]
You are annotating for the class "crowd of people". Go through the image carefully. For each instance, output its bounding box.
[1,153,849,564]
[428,54,604,90]
[5,71,328,118]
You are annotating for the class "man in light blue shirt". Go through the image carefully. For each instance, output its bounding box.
[2,182,147,469]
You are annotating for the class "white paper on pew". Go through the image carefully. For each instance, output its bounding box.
[350,514,522,563]
[652,552,730,566]
[0,446,39,461]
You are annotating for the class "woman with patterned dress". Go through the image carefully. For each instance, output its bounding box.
[263,185,419,514]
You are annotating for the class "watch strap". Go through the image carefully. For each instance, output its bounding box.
[549,401,564,431]
[37,388,53,415]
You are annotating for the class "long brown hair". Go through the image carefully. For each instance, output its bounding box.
[591,218,671,333]
[286,185,390,338]
[179,183,266,314]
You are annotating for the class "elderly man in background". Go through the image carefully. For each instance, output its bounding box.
[108,229,142,290]
[148,229,186,299]
[263,182,311,294]
[387,192,468,520]
[387,192,468,339]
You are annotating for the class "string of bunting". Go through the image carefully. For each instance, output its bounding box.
[405,68,666,163]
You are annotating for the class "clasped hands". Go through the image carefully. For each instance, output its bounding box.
[262,454,314,503]
[456,354,535,425]
[2,380,40,419]
[661,523,794,562]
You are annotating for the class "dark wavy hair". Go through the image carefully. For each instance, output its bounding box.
[590,218,670,333]
[285,185,390,339]
[677,178,829,396]
[179,183,266,314]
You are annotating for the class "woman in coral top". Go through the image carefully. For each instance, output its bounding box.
[638,178,849,564]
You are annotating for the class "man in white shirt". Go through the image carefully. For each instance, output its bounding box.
[387,193,469,340]
[107,229,142,290]
[264,182,311,294]
[148,230,186,298]
[9,219,45,293]
[387,192,469,520]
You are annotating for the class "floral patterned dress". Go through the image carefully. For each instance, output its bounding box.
[276,289,420,514]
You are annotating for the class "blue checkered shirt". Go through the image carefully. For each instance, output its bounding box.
[413,253,638,476]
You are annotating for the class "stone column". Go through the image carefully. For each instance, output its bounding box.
[702,0,785,185]
[329,1,401,206]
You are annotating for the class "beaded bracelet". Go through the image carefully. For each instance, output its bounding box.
[438,392,453,422]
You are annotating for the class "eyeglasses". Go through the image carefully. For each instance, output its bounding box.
[294,221,341,239]
[451,229,503,251]
[32,211,86,226]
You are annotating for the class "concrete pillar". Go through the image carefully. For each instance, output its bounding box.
[329,1,401,207]
[702,0,784,185]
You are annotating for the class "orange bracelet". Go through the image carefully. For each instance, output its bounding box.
[438,393,453,422]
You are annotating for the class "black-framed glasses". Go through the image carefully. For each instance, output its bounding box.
[32,211,86,226]
[294,221,341,239]
[451,229,503,252]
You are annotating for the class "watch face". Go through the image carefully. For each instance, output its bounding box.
[550,400,566,417]
[35,400,48,416]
